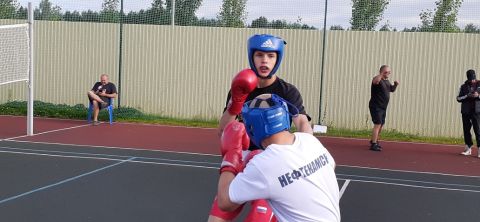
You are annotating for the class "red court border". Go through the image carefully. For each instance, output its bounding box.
[1,116,479,177]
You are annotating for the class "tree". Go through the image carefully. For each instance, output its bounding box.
[145,0,167,24]
[419,0,462,32]
[330,25,344,30]
[379,24,390,31]
[63,11,82,22]
[251,16,268,28]
[165,0,202,26]
[218,0,247,27]
[402,27,419,32]
[350,0,389,31]
[101,0,119,23]
[464,23,480,33]
[35,0,62,21]
[0,0,18,19]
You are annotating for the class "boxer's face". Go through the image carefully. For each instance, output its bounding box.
[253,50,277,78]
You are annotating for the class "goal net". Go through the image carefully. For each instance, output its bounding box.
[0,24,29,86]
[0,2,34,136]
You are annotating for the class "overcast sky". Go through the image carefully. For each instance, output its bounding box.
[17,0,480,29]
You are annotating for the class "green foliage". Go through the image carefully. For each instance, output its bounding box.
[350,0,390,31]
[218,0,246,27]
[463,23,480,33]
[250,16,317,30]
[0,0,18,19]
[168,0,202,26]
[324,127,464,145]
[419,0,463,32]
[100,0,119,23]
[0,101,87,119]
[0,101,218,128]
[330,25,344,30]
[0,0,315,30]
[35,0,62,21]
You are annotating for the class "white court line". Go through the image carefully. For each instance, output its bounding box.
[337,164,480,179]
[4,123,91,140]
[339,179,351,199]
[0,157,135,205]
[337,173,480,189]
[2,140,478,179]
[3,140,478,178]
[337,177,480,193]
[2,148,478,195]
[0,146,219,166]
[2,139,221,157]
[0,149,218,170]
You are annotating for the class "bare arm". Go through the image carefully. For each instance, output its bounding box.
[217,111,237,137]
[217,172,242,212]
[372,75,383,85]
[292,114,313,134]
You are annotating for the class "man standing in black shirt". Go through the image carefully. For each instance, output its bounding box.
[369,65,399,151]
[457,69,480,158]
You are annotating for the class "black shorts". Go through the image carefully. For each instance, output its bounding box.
[369,106,386,125]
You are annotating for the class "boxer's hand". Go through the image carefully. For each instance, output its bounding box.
[220,121,249,175]
[227,69,258,115]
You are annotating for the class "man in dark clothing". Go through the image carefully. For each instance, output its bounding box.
[369,65,399,151]
[457,69,480,158]
[87,74,117,125]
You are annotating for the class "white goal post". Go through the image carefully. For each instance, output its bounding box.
[0,2,34,135]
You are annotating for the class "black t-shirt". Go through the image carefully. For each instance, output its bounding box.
[91,82,117,103]
[369,79,396,109]
[224,77,310,149]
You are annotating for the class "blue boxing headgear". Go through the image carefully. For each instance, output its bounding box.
[241,94,299,148]
[247,34,286,78]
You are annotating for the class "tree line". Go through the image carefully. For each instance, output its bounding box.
[1,0,479,33]
[338,0,479,33]
[0,0,315,30]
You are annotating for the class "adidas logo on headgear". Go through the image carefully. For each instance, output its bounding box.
[261,39,275,48]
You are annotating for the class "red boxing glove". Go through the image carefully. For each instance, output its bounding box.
[220,121,250,175]
[243,149,262,169]
[227,69,258,115]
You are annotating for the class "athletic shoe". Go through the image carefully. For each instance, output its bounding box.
[93,121,101,126]
[369,143,382,152]
[370,140,382,150]
[461,145,472,156]
[478,147,480,158]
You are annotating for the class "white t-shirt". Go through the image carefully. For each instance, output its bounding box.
[229,132,340,222]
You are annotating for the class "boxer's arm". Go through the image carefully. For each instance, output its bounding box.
[293,114,313,134]
[217,172,242,212]
[217,111,236,137]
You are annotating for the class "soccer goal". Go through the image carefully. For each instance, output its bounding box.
[0,3,34,135]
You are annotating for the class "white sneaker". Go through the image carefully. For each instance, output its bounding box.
[461,146,472,156]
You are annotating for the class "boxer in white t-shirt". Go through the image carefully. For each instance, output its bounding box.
[216,94,340,222]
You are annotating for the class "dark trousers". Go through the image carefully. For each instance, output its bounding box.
[462,113,480,147]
